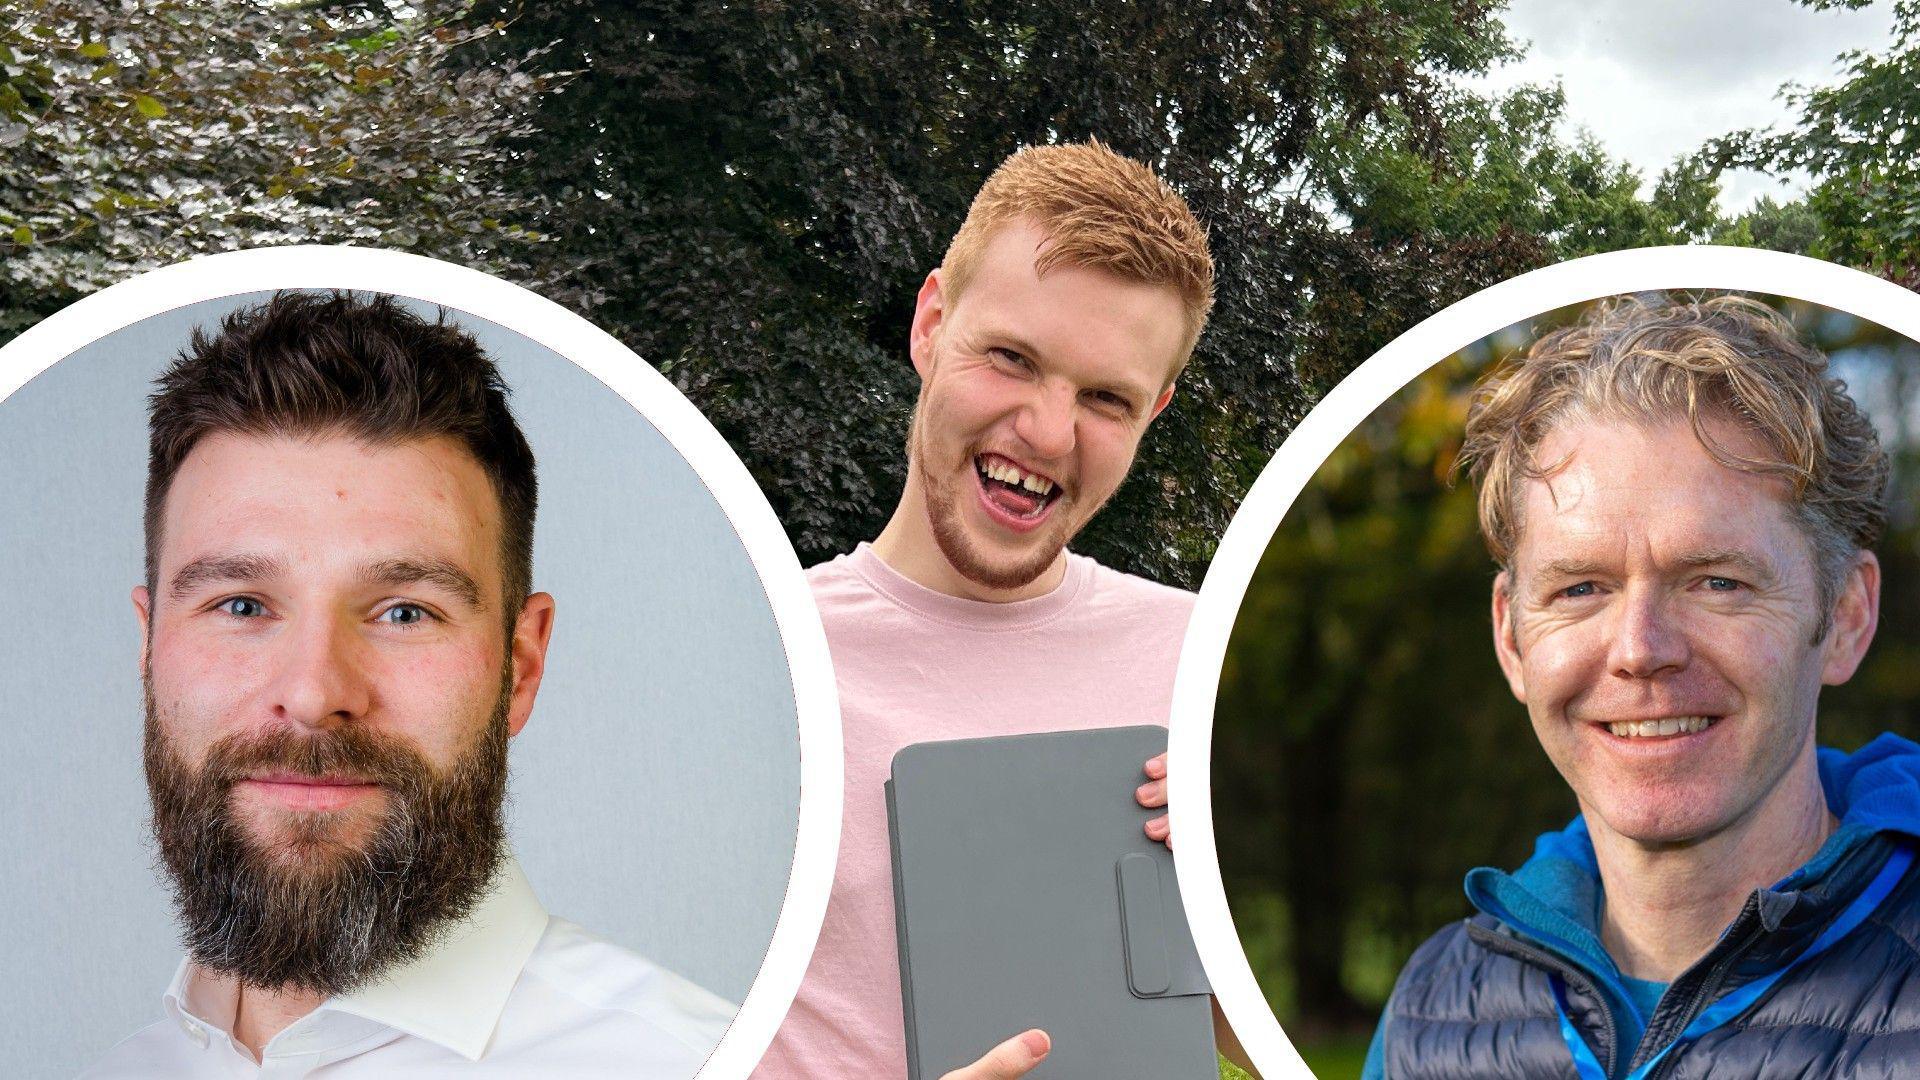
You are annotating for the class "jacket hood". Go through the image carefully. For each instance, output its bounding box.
[1470,733,1920,917]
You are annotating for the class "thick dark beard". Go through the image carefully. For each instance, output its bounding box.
[910,411,1072,592]
[143,682,511,997]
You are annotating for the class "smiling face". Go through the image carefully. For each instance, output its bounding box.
[136,431,554,990]
[900,218,1187,598]
[1492,415,1877,848]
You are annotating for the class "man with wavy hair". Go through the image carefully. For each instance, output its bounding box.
[757,141,1250,1078]
[1367,296,1920,1079]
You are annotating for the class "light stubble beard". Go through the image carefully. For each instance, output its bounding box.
[911,409,1079,592]
[142,676,511,997]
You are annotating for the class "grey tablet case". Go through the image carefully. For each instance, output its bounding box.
[886,725,1215,1079]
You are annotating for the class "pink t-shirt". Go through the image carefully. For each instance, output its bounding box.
[754,543,1195,1077]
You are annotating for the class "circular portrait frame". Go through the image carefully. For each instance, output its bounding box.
[0,245,844,1080]
[1167,246,1920,1079]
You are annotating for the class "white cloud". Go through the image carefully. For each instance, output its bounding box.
[1469,0,1896,210]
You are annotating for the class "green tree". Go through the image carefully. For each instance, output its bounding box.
[1323,84,1723,259]
[1710,0,1920,283]
[0,0,563,335]
[473,0,1614,584]
[1291,82,1727,402]
[1711,195,1825,255]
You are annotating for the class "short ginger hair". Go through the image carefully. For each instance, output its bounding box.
[938,140,1215,376]
[1458,294,1888,637]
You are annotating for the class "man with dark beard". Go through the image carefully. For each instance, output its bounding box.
[757,142,1255,1079]
[84,292,732,1078]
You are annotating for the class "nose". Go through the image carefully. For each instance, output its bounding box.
[1606,585,1690,679]
[265,614,371,730]
[1013,382,1077,461]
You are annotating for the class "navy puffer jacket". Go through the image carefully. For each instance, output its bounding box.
[1364,735,1920,1079]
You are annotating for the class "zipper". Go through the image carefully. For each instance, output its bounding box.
[1467,920,1621,1077]
[1639,914,1766,1080]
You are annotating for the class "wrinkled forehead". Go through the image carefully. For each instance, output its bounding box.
[1508,410,1808,569]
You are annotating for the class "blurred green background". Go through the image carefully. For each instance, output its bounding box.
[1211,292,1920,1077]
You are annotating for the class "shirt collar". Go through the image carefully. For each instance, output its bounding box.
[163,854,551,1063]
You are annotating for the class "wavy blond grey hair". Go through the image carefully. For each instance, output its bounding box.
[1458,294,1888,640]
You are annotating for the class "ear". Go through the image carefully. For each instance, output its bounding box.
[909,270,945,380]
[1491,571,1528,703]
[132,585,152,678]
[506,592,557,738]
[1148,382,1176,422]
[1820,550,1880,685]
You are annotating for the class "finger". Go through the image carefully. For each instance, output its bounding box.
[1145,814,1170,843]
[940,1029,1051,1080]
[1143,752,1168,780]
[1136,778,1167,808]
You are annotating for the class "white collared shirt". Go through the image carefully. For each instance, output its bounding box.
[82,858,735,1078]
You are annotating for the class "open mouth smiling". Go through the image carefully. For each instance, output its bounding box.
[974,452,1063,521]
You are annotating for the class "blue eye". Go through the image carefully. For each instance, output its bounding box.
[1706,577,1740,592]
[1561,582,1597,599]
[379,603,430,625]
[218,597,266,618]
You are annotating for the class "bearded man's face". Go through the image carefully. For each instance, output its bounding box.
[136,433,553,993]
[143,684,509,994]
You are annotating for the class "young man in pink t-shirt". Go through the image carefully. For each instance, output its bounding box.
[755,142,1251,1079]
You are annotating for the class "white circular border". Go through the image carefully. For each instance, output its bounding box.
[0,246,843,1080]
[1167,246,1920,1079]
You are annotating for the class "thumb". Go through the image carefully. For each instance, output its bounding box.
[940,1029,1051,1080]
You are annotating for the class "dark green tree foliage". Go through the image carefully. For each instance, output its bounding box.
[0,0,562,336]
[1245,79,1725,407]
[474,0,1591,582]
[1711,0,1920,283]
[1214,356,1575,1033]
[1323,85,1722,258]
[1711,195,1825,255]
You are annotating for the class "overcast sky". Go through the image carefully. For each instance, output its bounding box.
[1472,0,1898,211]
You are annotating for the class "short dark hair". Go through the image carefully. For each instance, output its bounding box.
[145,291,538,617]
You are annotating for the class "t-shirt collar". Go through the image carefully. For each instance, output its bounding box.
[850,541,1092,630]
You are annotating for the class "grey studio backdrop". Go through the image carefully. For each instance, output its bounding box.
[0,293,802,1076]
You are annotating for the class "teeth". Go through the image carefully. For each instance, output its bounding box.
[978,457,1055,496]
[1606,716,1714,738]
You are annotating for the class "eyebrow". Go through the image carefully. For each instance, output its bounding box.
[1092,377,1156,407]
[1536,557,1609,581]
[165,553,486,610]
[986,332,1156,405]
[360,557,484,609]
[986,330,1046,360]
[168,554,288,600]
[1534,549,1772,583]
[1674,548,1772,577]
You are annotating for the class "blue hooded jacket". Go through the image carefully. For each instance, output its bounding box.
[1363,735,1920,1079]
